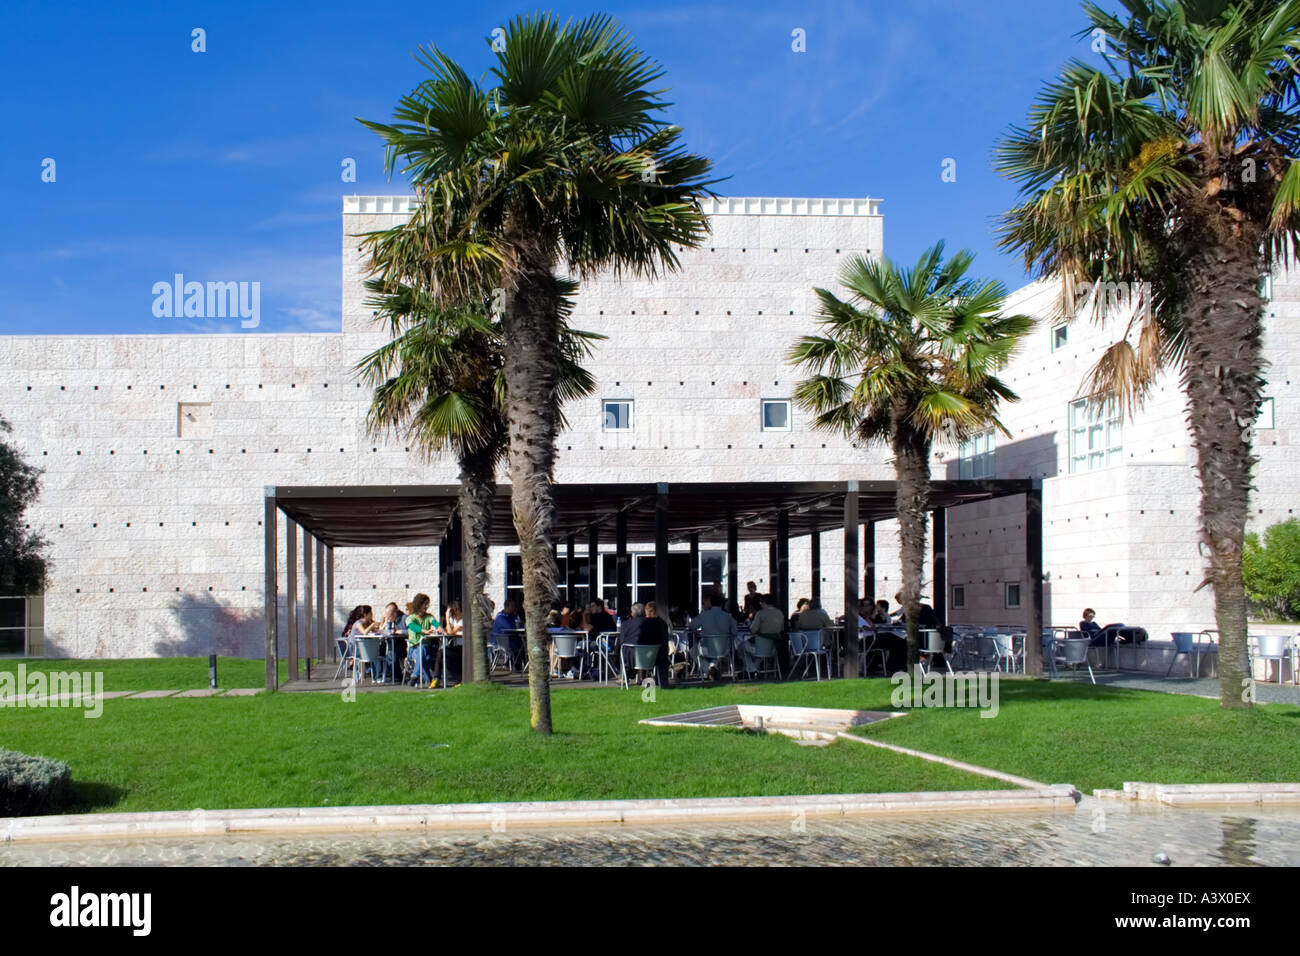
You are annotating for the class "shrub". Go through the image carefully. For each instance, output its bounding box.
[0,748,72,816]
[1243,518,1300,621]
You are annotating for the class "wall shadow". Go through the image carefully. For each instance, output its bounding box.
[942,433,1060,481]
[155,592,262,658]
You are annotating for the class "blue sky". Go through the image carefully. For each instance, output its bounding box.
[1,0,1091,335]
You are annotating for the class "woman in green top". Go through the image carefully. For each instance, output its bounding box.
[405,593,441,685]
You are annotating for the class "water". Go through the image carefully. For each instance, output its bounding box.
[4,800,1298,866]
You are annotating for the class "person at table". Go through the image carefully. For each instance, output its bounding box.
[1079,608,1108,646]
[742,581,762,620]
[746,592,787,675]
[585,599,617,643]
[691,592,738,680]
[797,598,834,631]
[492,598,523,666]
[870,599,891,625]
[405,593,441,685]
[443,601,463,640]
[344,605,379,638]
[893,591,938,628]
[546,610,579,677]
[789,597,810,633]
[378,602,407,681]
[639,601,674,686]
[615,602,645,663]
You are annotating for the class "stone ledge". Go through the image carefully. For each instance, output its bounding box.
[1093,782,1300,806]
[0,787,1080,844]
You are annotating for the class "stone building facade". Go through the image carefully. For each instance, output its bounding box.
[0,195,1293,658]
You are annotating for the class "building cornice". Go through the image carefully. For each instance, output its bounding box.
[342,195,882,217]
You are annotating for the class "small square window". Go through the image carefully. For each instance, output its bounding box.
[1004,582,1021,609]
[1051,324,1068,351]
[602,400,633,432]
[761,399,791,432]
[1256,397,1274,430]
[951,585,965,609]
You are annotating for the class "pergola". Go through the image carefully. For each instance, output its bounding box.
[261,478,1043,689]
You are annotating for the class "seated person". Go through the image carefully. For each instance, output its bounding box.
[639,601,673,686]
[491,598,523,664]
[870,599,891,625]
[691,592,738,679]
[789,597,811,633]
[442,601,463,640]
[741,581,762,620]
[405,593,442,684]
[796,598,835,631]
[1079,607,1108,646]
[744,593,787,675]
[892,591,938,628]
[585,600,617,643]
[344,605,379,638]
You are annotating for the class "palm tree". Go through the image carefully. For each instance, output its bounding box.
[355,280,598,685]
[995,0,1300,706]
[789,243,1034,671]
[359,13,715,731]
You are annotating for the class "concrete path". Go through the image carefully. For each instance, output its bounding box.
[1086,672,1300,705]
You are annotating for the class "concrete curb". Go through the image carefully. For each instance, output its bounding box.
[0,787,1081,844]
[1093,781,1300,807]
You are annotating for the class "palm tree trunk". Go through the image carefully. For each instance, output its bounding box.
[1180,208,1266,709]
[892,421,931,670]
[457,448,496,684]
[501,234,561,733]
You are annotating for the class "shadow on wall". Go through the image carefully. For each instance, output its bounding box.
[155,592,262,658]
[943,433,1060,481]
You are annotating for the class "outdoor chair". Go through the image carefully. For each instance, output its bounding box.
[748,635,783,681]
[619,643,661,688]
[551,633,581,678]
[697,635,736,680]
[1250,634,1293,685]
[354,637,383,685]
[1057,637,1095,684]
[1165,632,1199,679]
[593,631,621,684]
[333,637,354,680]
[790,629,831,680]
[918,629,952,675]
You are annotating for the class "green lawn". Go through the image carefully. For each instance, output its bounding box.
[1,677,1296,814]
[1,657,285,691]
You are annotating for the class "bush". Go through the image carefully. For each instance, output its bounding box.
[1243,518,1300,621]
[0,748,72,816]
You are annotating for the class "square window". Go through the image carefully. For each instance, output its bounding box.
[1051,324,1068,351]
[602,400,633,432]
[761,399,791,431]
[1256,397,1274,430]
[958,430,995,479]
[1004,582,1021,609]
[951,585,965,609]
[1069,397,1121,473]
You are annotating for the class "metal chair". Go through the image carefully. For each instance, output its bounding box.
[1166,632,1198,678]
[790,629,831,680]
[749,635,783,681]
[919,629,952,675]
[1251,634,1293,685]
[354,637,383,685]
[551,633,580,678]
[1057,637,1095,684]
[619,643,661,688]
[697,635,735,680]
[333,637,355,680]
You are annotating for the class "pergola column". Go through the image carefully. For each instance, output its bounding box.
[688,533,700,613]
[286,514,298,681]
[776,509,790,616]
[768,541,776,593]
[843,482,860,678]
[587,523,599,609]
[325,546,335,656]
[302,525,314,661]
[615,510,630,617]
[263,494,278,691]
[315,538,327,660]
[1025,485,1044,675]
[726,521,738,608]
[864,519,876,602]
[932,507,947,628]
[654,484,669,611]
[566,534,576,608]
[809,530,821,604]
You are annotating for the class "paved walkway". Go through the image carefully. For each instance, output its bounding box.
[1086,672,1300,705]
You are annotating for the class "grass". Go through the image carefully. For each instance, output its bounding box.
[848,678,1300,793]
[1,676,1296,814]
[1,657,285,691]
